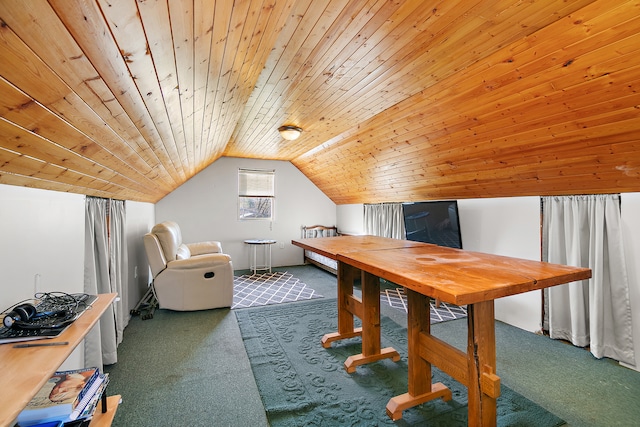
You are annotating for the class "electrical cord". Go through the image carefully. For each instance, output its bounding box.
[1,292,91,330]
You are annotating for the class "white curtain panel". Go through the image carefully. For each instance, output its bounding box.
[84,197,127,368]
[363,203,406,239]
[84,197,109,369]
[108,200,128,347]
[542,194,635,365]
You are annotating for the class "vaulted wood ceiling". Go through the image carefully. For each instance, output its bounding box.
[0,0,638,204]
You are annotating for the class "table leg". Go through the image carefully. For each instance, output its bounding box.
[386,294,500,423]
[321,262,361,347]
[344,271,400,373]
[386,289,451,420]
[467,300,499,427]
[251,245,257,274]
[267,243,272,273]
[321,263,400,373]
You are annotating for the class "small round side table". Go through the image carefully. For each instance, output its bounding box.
[244,239,277,274]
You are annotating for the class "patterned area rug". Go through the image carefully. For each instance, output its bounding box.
[232,271,323,309]
[236,299,565,426]
[381,287,468,323]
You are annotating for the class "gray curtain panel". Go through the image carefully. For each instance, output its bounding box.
[542,194,635,365]
[363,203,405,239]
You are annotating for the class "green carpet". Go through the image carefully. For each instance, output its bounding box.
[235,298,565,426]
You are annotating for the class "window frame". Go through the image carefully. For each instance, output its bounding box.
[237,168,275,221]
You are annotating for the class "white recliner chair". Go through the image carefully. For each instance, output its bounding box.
[143,221,234,311]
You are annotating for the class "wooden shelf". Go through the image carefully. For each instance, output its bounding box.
[0,293,118,427]
[89,395,121,427]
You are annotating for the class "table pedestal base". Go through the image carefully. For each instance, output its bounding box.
[345,347,401,374]
[387,290,500,425]
[321,327,362,348]
[321,263,401,373]
[386,382,452,421]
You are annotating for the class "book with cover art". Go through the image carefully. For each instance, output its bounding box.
[76,374,110,422]
[16,367,99,426]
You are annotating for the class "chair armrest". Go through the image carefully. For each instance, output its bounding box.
[166,253,231,269]
[186,241,223,255]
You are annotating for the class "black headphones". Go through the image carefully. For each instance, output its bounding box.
[3,303,75,329]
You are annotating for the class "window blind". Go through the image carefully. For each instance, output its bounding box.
[238,169,275,197]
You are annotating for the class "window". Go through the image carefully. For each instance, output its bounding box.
[238,168,275,220]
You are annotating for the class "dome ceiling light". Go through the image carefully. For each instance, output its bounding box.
[278,125,303,140]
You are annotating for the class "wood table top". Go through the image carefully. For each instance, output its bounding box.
[338,245,592,306]
[292,235,427,259]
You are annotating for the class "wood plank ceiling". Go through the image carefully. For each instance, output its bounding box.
[0,0,638,204]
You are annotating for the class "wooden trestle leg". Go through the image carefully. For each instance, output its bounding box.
[386,291,500,425]
[321,263,400,373]
[386,289,452,420]
[321,262,361,348]
[466,300,500,427]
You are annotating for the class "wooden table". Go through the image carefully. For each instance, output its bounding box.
[0,293,118,427]
[294,236,592,426]
[292,236,427,372]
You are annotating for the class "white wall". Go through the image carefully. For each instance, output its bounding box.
[0,184,155,369]
[155,157,336,270]
[0,184,85,368]
[124,201,156,308]
[0,185,85,310]
[337,204,365,235]
[457,197,542,331]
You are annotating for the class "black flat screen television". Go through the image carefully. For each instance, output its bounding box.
[402,200,462,249]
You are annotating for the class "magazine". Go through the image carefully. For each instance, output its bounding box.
[17,367,100,426]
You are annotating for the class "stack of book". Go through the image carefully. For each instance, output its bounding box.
[16,367,109,427]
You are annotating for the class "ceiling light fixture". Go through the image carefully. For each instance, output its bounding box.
[278,125,303,140]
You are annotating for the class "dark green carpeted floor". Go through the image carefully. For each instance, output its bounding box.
[104,265,640,426]
[237,298,565,426]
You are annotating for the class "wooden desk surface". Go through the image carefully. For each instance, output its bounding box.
[292,235,427,260]
[338,245,592,306]
[0,293,117,427]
